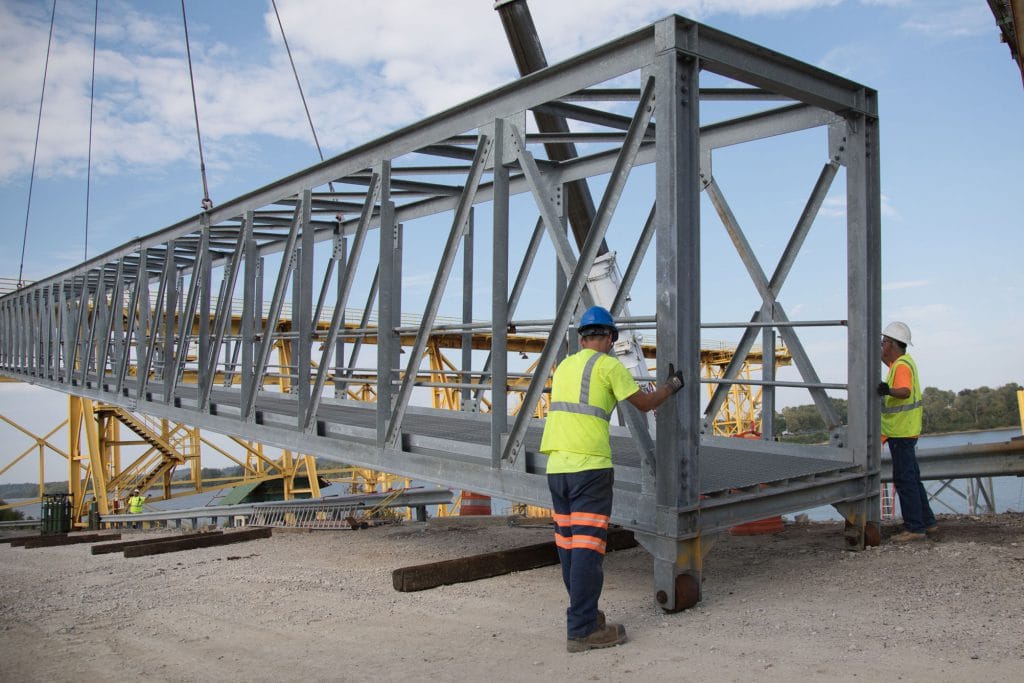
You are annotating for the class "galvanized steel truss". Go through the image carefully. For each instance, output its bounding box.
[0,16,881,609]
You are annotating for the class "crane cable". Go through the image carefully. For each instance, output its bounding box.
[180,0,213,212]
[270,0,338,202]
[84,0,99,261]
[18,0,58,289]
[272,0,324,164]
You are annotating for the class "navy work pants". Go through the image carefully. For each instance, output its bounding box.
[888,437,936,533]
[547,468,613,639]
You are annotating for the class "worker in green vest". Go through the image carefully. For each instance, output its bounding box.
[127,488,147,529]
[128,489,146,514]
[878,321,936,542]
[540,306,684,652]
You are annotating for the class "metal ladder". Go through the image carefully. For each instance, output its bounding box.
[248,494,403,529]
[880,483,897,520]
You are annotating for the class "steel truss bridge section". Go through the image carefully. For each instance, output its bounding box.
[0,15,881,610]
[99,488,454,530]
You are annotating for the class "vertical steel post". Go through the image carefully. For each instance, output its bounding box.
[295,189,315,423]
[198,223,213,400]
[240,212,257,417]
[377,161,398,446]
[29,287,40,379]
[646,18,703,611]
[461,211,474,410]
[490,118,510,464]
[163,251,179,391]
[333,231,346,399]
[132,253,152,402]
[761,314,776,438]
[841,89,882,545]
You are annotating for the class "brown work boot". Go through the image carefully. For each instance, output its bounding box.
[595,611,625,638]
[567,623,627,653]
[890,530,927,543]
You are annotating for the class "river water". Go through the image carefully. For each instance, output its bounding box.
[7,428,1023,521]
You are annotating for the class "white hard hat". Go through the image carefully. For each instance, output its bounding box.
[882,321,912,346]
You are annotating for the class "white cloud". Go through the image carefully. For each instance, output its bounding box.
[886,302,952,325]
[882,279,928,291]
[819,196,845,218]
[818,42,889,81]
[0,0,866,185]
[819,193,898,220]
[899,1,992,38]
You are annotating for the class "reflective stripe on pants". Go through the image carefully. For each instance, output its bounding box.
[548,468,613,639]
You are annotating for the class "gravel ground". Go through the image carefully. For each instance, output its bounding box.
[2,513,1022,682]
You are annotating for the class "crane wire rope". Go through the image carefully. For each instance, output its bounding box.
[271,0,324,164]
[17,0,58,289]
[84,0,98,261]
[270,0,337,199]
[180,0,213,211]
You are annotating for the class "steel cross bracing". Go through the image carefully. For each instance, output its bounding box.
[0,16,882,610]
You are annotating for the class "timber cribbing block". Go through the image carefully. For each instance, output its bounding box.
[5,533,45,546]
[392,527,637,592]
[22,533,121,549]
[91,530,224,555]
[123,527,272,558]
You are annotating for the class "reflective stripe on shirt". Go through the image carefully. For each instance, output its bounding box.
[881,400,922,414]
[549,352,612,421]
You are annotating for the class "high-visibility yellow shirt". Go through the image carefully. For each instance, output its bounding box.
[881,353,922,438]
[540,349,640,473]
[128,495,145,514]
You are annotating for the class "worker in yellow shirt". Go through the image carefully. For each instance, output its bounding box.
[540,306,684,652]
[878,321,936,542]
[127,488,147,529]
[127,489,146,513]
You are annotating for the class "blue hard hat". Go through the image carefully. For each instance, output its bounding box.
[578,306,619,342]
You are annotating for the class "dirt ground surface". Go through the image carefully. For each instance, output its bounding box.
[2,513,1023,682]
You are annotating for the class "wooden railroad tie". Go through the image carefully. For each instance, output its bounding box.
[3,533,47,546]
[392,527,637,592]
[91,530,225,555]
[21,533,122,549]
[123,527,272,558]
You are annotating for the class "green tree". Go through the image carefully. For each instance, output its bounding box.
[775,398,848,435]
[779,382,1021,438]
[921,387,957,433]
[0,499,26,522]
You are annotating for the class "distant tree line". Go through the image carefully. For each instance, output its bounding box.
[774,382,1022,442]
[0,482,68,500]
[0,499,26,521]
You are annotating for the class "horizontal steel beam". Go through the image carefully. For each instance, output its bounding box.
[882,440,1024,481]
[99,488,453,525]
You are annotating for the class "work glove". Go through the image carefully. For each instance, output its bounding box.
[666,363,685,394]
[876,381,890,397]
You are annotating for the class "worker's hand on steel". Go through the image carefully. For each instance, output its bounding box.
[666,363,684,394]
[876,381,890,397]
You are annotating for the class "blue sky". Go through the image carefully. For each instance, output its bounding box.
[0,0,1021,481]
